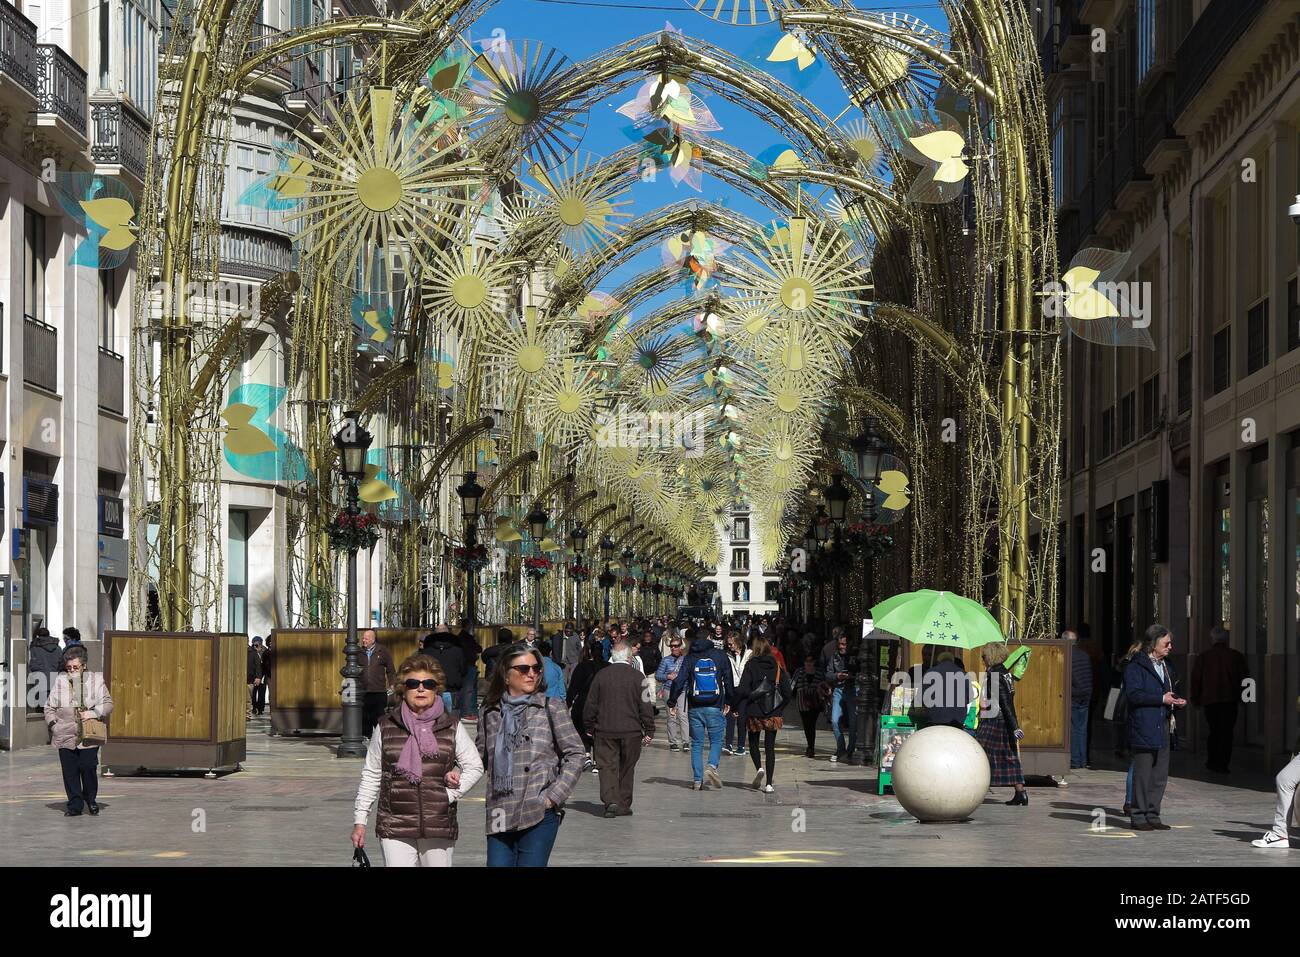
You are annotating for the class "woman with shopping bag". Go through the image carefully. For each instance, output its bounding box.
[44,646,113,817]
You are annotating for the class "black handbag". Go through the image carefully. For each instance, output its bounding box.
[352,846,371,868]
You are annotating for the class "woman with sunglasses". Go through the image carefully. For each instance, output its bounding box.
[352,654,482,867]
[654,634,689,751]
[477,643,586,867]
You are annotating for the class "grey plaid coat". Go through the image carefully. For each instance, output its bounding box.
[476,693,586,835]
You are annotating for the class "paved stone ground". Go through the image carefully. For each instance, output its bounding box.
[1,712,1296,867]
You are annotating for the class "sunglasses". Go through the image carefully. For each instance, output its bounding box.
[510,663,544,675]
[670,644,682,649]
[403,678,438,691]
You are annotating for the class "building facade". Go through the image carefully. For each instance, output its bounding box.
[705,506,779,617]
[1037,0,1300,772]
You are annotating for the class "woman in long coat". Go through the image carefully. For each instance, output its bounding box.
[973,642,1028,805]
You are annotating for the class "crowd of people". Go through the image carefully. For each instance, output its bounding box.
[350,613,883,866]
[37,609,1296,862]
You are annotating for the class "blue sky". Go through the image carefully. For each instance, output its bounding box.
[464,0,950,327]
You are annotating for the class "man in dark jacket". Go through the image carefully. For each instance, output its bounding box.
[918,651,971,728]
[584,643,654,816]
[1068,629,1093,768]
[455,626,482,718]
[359,629,396,739]
[1190,624,1250,774]
[28,627,63,709]
[421,626,466,713]
[820,628,859,762]
[247,637,267,717]
[669,631,734,790]
[1124,624,1187,831]
[479,627,514,676]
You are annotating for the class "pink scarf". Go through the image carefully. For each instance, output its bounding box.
[395,697,444,785]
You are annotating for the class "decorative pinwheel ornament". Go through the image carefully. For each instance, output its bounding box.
[618,73,722,134]
[1048,247,1154,350]
[51,172,138,269]
[221,384,307,482]
[631,120,704,191]
[412,48,476,128]
[351,293,394,354]
[237,144,312,211]
[530,356,605,447]
[468,39,589,170]
[877,107,971,204]
[862,453,912,526]
[662,229,730,293]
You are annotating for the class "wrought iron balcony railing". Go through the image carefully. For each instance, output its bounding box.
[36,44,88,136]
[0,2,38,97]
[90,95,151,182]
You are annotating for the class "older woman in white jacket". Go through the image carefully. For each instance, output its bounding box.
[44,646,113,817]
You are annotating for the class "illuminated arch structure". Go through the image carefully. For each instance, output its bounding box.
[133,0,1058,640]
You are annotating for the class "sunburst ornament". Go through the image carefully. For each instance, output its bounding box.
[531,356,605,446]
[526,154,634,256]
[838,118,890,180]
[486,305,561,380]
[282,87,482,292]
[724,217,872,359]
[421,241,514,338]
[469,39,589,170]
[682,0,777,26]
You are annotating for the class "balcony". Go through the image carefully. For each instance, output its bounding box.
[90,95,151,184]
[98,348,124,415]
[35,44,88,142]
[219,226,295,281]
[246,21,292,89]
[1172,0,1269,117]
[23,317,58,393]
[0,2,38,101]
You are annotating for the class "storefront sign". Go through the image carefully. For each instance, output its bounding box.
[99,495,125,537]
[97,535,129,580]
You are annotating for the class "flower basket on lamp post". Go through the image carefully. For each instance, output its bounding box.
[524,556,553,579]
[451,543,490,571]
[569,563,591,582]
[327,510,381,552]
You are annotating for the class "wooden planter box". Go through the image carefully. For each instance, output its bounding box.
[268,627,429,734]
[102,631,248,775]
[903,637,1070,777]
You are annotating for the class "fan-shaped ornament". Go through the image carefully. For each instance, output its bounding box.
[1049,247,1154,350]
[51,172,138,269]
[682,0,777,27]
[469,39,589,170]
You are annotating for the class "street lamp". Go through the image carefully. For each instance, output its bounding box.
[852,419,888,486]
[599,535,615,620]
[825,473,851,524]
[334,410,372,758]
[814,504,830,543]
[526,504,550,633]
[456,470,485,630]
[569,525,588,620]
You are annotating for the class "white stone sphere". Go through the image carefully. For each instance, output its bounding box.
[890,725,991,822]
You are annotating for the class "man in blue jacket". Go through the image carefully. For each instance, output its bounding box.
[669,630,734,790]
[1124,624,1187,832]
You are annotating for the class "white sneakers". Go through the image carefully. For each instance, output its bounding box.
[1251,832,1290,849]
[704,765,723,789]
[752,768,766,790]
[763,784,775,794]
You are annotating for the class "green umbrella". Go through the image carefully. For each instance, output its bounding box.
[869,589,1003,650]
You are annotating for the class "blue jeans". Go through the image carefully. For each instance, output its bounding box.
[459,668,478,717]
[1125,761,1134,807]
[689,706,726,782]
[442,692,456,714]
[1070,700,1090,767]
[486,808,562,867]
[831,685,858,755]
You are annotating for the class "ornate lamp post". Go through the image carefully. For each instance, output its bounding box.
[569,525,588,620]
[852,421,891,613]
[334,411,372,758]
[621,546,635,617]
[526,504,549,633]
[598,534,615,620]
[825,475,851,622]
[456,470,485,630]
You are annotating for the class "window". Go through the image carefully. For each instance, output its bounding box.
[1287,277,1298,354]
[1141,374,1159,435]
[23,209,46,323]
[98,0,111,89]
[1135,0,1156,85]
[99,269,119,351]
[1246,299,1269,374]
[1177,352,1192,415]
[732,517,749,542]
[731,548,749,572]
[228,510,249,634]
[765,581,778,603]
[732,582,749,603]
[1211,328,1230,395]
[1101,407,1114,459]
[1120,390,1136,448]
